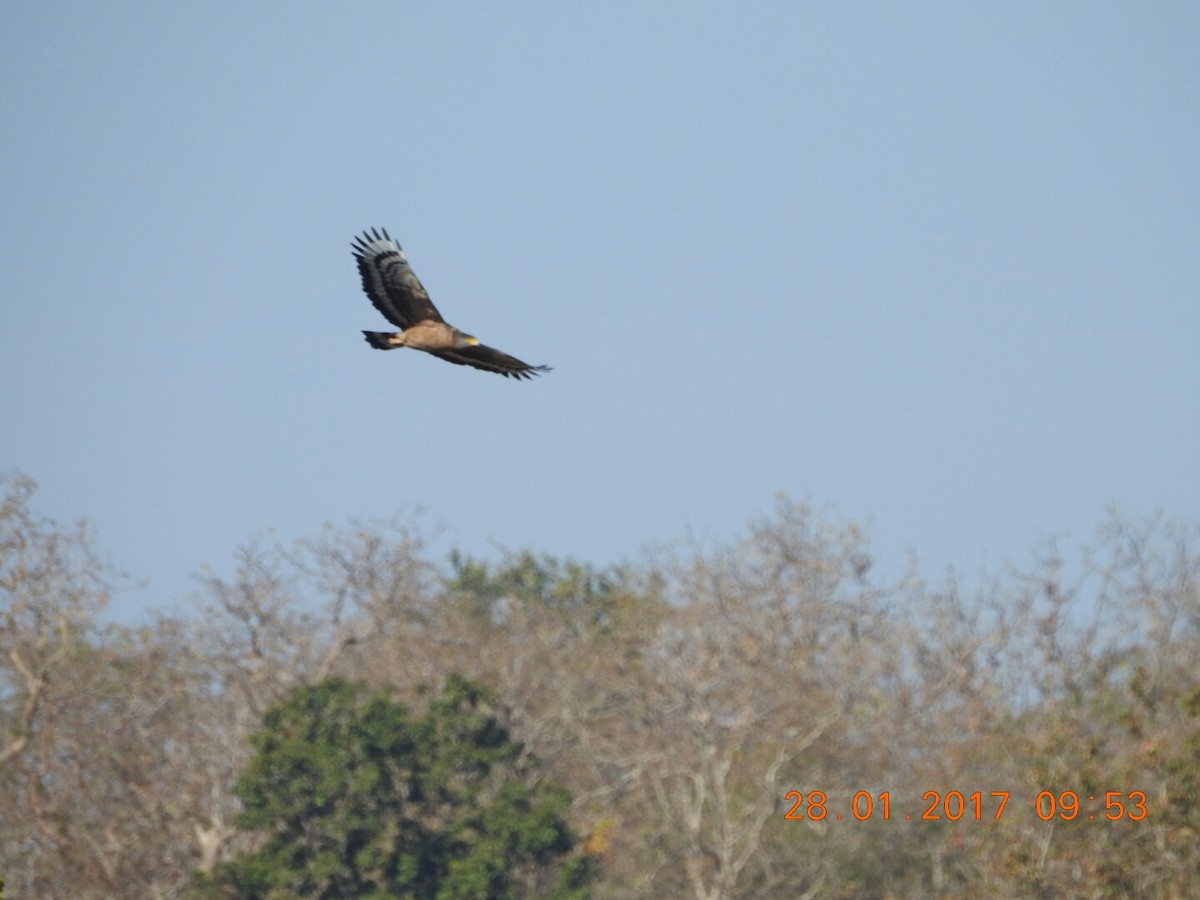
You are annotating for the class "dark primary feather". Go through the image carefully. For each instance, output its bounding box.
[430,345,552,379]
[351,228,443,329]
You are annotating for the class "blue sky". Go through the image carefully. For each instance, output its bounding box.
[3,2,1198,622]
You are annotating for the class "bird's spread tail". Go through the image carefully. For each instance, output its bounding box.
[362,331,399,350]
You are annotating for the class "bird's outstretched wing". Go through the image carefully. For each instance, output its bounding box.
[352,228,444,328]
[429,344,552,379]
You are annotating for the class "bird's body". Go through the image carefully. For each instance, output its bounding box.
[352,228,550,379]
[362,322,476,352]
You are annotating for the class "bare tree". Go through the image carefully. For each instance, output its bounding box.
[0,473,113,769]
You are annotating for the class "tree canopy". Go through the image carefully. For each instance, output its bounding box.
[2,472,1199,897]
[196,675,592,899]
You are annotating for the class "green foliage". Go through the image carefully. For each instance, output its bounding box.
[446,550,624,628]
[196,675,590,899]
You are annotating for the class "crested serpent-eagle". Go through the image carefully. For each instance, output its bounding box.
[352,228,551,379]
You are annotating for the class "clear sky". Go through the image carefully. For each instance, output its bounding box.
[3,2,1198,622]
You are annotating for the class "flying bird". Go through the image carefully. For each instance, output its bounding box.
[352,228,551,379]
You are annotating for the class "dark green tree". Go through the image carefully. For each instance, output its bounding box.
[196,675,593,899]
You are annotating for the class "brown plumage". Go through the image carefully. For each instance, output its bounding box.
[352,228,551,379]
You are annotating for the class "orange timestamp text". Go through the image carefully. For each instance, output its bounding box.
[783,790,1148,822]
